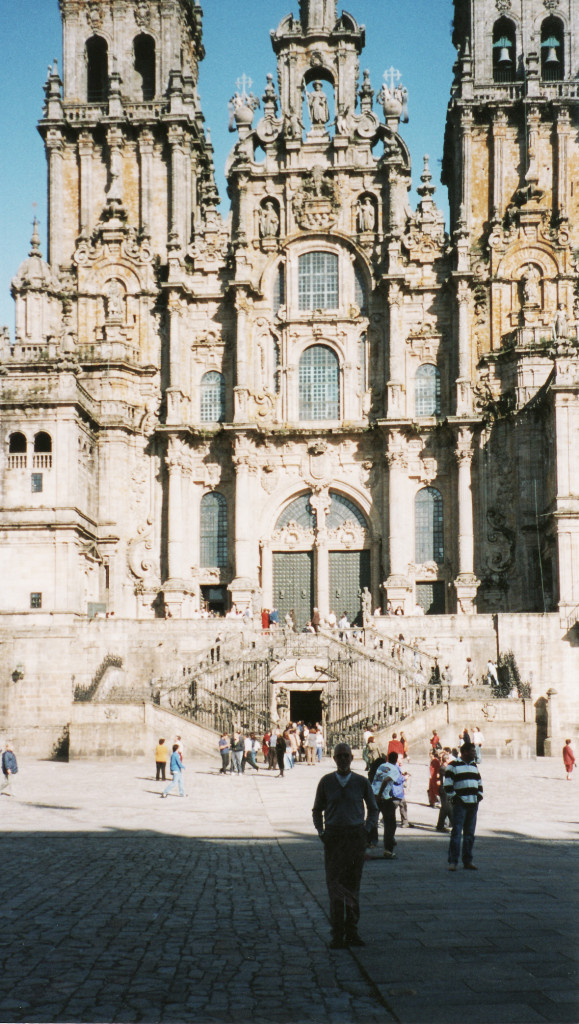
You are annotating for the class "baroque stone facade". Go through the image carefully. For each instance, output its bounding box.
[1,0,579,629]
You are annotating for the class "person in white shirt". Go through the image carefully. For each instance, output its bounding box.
[338,612,350,642]
[243,732,260,772]
[326,610,337,630]
[472,726,484,763]
[306,727,318,764]
[315,724,324,762]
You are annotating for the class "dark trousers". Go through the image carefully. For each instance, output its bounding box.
[155,762,166,781]
[448,800,478,865]
[437,789,453,830]
[220,752,230,774]
[324,828,367,940]
[276,749,285,775]
[379,798,397,852]
[394,797,408,826]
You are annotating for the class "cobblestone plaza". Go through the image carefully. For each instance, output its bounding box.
[0,752,577,1024]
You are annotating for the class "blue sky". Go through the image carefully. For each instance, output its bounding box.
[0,0,455,330]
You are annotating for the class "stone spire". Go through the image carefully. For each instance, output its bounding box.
[299,0,337,33]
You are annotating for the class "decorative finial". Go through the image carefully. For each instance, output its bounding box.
[29,216,41,256]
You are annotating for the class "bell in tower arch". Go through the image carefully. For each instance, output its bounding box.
[299,0,337,33]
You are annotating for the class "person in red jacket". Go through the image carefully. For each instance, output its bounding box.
[563,739,575,781]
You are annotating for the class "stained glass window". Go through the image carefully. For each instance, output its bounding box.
[275,494,315,531]
[327,492,367,529]
[415,364,441,417]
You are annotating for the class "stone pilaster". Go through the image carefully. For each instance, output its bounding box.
[456,279,472,415]
[78,132,94,236]
[491,108,507,221]
[555,107,571,223]
[46,129,64,267]
[454,428,479,614]
[230,436,259,609]
[138,130,155,235]
[385,438,411,612]
[386,282,405,418]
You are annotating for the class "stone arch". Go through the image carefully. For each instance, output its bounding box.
[133,33,156,101]
[86,35,109,103]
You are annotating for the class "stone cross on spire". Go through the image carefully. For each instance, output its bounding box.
[299,0,337,33]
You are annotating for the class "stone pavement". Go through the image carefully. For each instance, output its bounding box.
[0,751,577,1024]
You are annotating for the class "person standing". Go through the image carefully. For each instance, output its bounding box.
[338,611,350,642]
[387,732,405,760]
[436,751,453,832]
[306,726,318,764]
[443,741,483,870]
[563,739,575,781]
[276,730,287,777]
[312,608,321,633]
[472,726,484,763]
[218,733,230,774]
[371,752,403,859]
[312,743,378,948]
[161,744,186,798]
[155,738,169,781]
[428,749,441,807]
[315,724,324,763]
[0,743,18,796]
[268,728,279,770]
[230,731,244,774]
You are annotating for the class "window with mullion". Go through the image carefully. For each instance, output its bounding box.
[299,345,339,420]
[298,252,338,311]
[200,492,228,568]
[415,487,444,564]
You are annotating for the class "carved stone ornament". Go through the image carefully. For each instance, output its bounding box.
[327,522,367,550]
[495,0,512,11]
[127,520,159,582]
[87,3,104,29]
[271,521,315,549]
[301,440,335,490]
[293,167,340,231]
[134,1,152,27]
[410,561,439,581]
[261,464,278,494]
[543,0,559,8]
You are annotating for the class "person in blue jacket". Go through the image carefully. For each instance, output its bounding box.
[161,744,186,798]
[1,743,18,796]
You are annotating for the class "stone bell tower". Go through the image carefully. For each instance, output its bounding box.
[443,0,579,614]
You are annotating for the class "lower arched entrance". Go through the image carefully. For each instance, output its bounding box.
[290,689,322,725]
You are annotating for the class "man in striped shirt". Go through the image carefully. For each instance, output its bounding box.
[443,742,483,871]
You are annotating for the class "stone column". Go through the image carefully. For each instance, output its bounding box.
[386,282,405,418]
[556,107,571,223]
[261,539,273,609]
[78,132,93,236]
[311,491,330,621]
[166,438,184,582]
[456,279,472,414]
[138,130,154,235]
[454,428,480,614]
[46,130,64,267]
[234,288,251,422]
[166,292,183,425]
[491,108,507,220]
[168,125,185,248]
[106,127,124,204]
[460,109,473,232]
[385,436,411,612]
[230,437,259,610]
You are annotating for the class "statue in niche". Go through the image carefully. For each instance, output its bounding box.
[335,103,350,135]
[306,81,329,126]
[105,279,125,321]
[357,196,376,232]
[522,266,541,308]
[259,201,279,239]
[553,303,568,340]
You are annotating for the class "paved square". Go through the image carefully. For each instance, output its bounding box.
[0,752,577,1023]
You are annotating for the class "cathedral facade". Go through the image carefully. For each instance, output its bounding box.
[1,0,579,634]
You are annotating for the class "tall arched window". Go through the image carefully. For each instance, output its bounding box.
[541,17,564,81]
[492,18,516,83]
[354,264,367,314]
[276,494,315,531]
[298,252,338,311]
[8,432,27,469]
[299,345,339,421]
[134,34,156,100]
[415,364,441,417]
[273,264,285,316]
[200,371,225,423]
[327,492,367,529]
[86,36,109,103]
[415,487,444,564]
[200,492,228,568]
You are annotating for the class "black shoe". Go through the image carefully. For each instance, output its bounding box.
[346,933,366,947]
[329,937,347,949]
[464,862,478,871]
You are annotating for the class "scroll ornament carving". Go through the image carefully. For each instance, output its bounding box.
[327,522,367,549]
[495,0,512,10]
[410,560,439,581]
[127,519,159,582]
[293,167,340,230]
[87,2,104,29]
[134,1,152,27]
[386,448,407,469]
[301,440,335,490]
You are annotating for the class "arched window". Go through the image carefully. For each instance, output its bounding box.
[492,18,516,83]
[8,432,27,469]
[134,34,156,100]
[327,492,367,530]
[415,364,441,417]
[299,345,339,421]
[34,432,52,469]
[200,492,228,568]
[415,487,444,565]
[354,265,367,314]
[541,17,564,82]
[86,36,109,103]
[298,252,338,311]
[275,494,315,531]
[200,371,225,423]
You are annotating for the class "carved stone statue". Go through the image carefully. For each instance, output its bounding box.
[553,303,568,340]
[259,200,279,239]
[335,103,349,135]
[357,196,376,232]
[522,265,541,308]
[105,279,125,321]
[362,586,372,623]
[307,81,329,126]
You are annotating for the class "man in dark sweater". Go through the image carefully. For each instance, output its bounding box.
[312,743,379,949]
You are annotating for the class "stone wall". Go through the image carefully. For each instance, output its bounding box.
[69,701,218,760]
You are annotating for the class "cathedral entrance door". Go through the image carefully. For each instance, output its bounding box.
[329,550,370,627]
[273,551,314,630]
